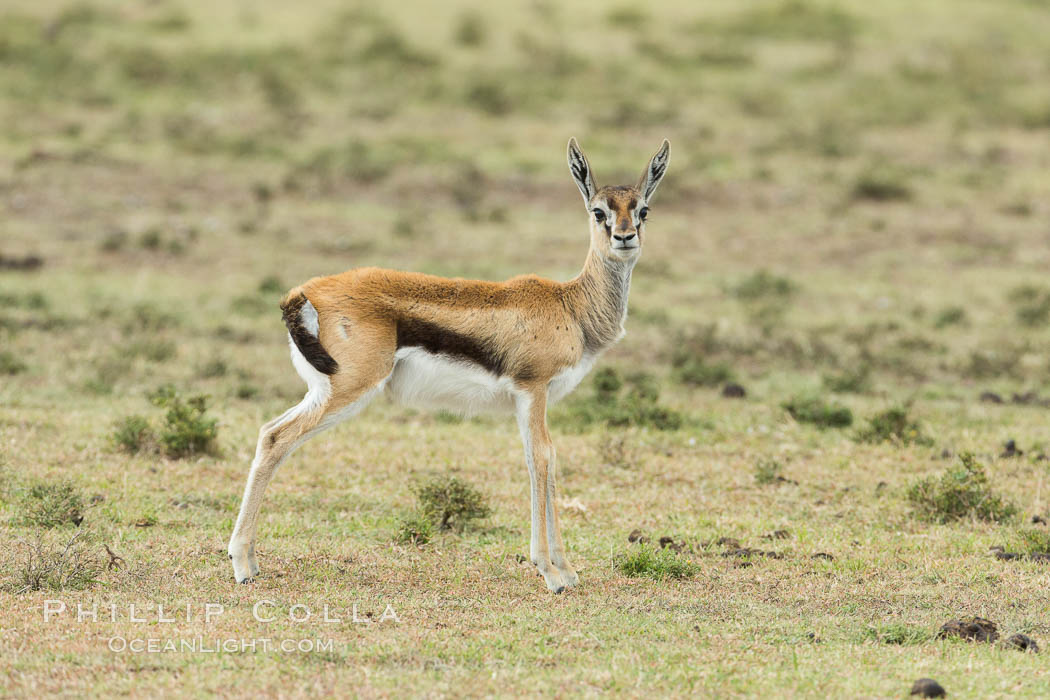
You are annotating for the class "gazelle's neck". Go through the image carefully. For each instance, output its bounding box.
[567,245,637,355]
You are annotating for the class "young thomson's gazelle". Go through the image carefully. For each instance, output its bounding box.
[228,138,670,593]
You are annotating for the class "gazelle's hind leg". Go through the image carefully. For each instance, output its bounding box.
[227,335,392,583]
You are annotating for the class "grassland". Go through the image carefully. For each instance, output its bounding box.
[2,0,1050,696]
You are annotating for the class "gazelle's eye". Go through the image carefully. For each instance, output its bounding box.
[639,207,649,221]
[592,209,606,222]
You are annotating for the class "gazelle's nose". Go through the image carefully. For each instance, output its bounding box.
[612,232,637,243]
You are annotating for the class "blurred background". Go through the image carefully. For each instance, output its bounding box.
[4,4,1050,695]
[3,0,1050,409]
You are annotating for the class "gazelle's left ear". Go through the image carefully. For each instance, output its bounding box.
[637,139,670,202]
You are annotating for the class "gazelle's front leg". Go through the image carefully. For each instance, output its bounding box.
[515,387,571,593]
[543,441,578,587]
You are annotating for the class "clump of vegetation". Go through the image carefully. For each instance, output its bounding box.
[615,545,698,581]
[257,275,284,294]
[1008,285,1050,327]
[783,395,853,428]
[731,269,797,301]
[1012,528,1050,555]
[851,166,912,201]
[0,350,27,375]
[395,511,436,545]
[907,453,1018,523]
[712,0,858,43]
[755,459,792,485]
[111,415,156,454]
[854,405,932,445]
[18,481,85,528]
[198,358,228,378]
[933,306,968,329]
[962,347,1023,380]
[128,338,177,362]
[606,6,649,27]
[148,385,219,458]
[861,623,932,645]
[453,11,486,46]
[465,79,512,116]
[671,351,735,388]
[823,364,872,393]
[561,368,684,431]
[5,530,101,594]
[396,474,491,544]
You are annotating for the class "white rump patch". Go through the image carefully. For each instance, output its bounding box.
[386,348,517,416]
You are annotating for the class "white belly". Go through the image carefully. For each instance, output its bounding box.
[548,354,597,405]
[386,348,517,415]
[386,348,598,416]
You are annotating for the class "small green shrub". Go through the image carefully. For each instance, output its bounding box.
[465,80,512,116]
[395,511,435,545]
[783,396,853,428]
[128,338,177,362]
[731,270,797,301]
[862,623,932,645]
[19,481,85,528]
[1013,528,1050,555]
[453,11,486,46]
[148,385,219,458]
[0,350,27,375]
[906,453,1018,523]
[615,546,698,580]
[823,365,871,393]
[111,415,156,454]
[755,459,785,485]
[561,369,684,431]
[1009,286,1050,327]
[962,347,1022,380]
[231,295,270,316]
[607,6,649,27]
[198,358,228,378]
[258,275,284,294]
[672,355,735,388]
[5,530,101,594]
[414,475,491,533]
[855,405,932,445]
[933,306,968,329]
[851,168,912,201]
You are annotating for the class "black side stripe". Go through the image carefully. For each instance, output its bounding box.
[396,317,532,380]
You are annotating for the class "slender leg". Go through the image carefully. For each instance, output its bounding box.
[542,435,578,587]
[228,343,390,583]
[228,400,325,582]
[515,388,568,593]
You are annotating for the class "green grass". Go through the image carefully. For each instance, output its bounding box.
[855,405,933,446]
[614,545,699,580]
[3,0,1050,696]
[783,395,854,428]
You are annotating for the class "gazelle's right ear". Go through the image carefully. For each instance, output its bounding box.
[567,138,598,206]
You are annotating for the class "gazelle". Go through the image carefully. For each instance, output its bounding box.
[228,138,670,593]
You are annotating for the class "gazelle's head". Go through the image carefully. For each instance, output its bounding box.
[567,138,670,261]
